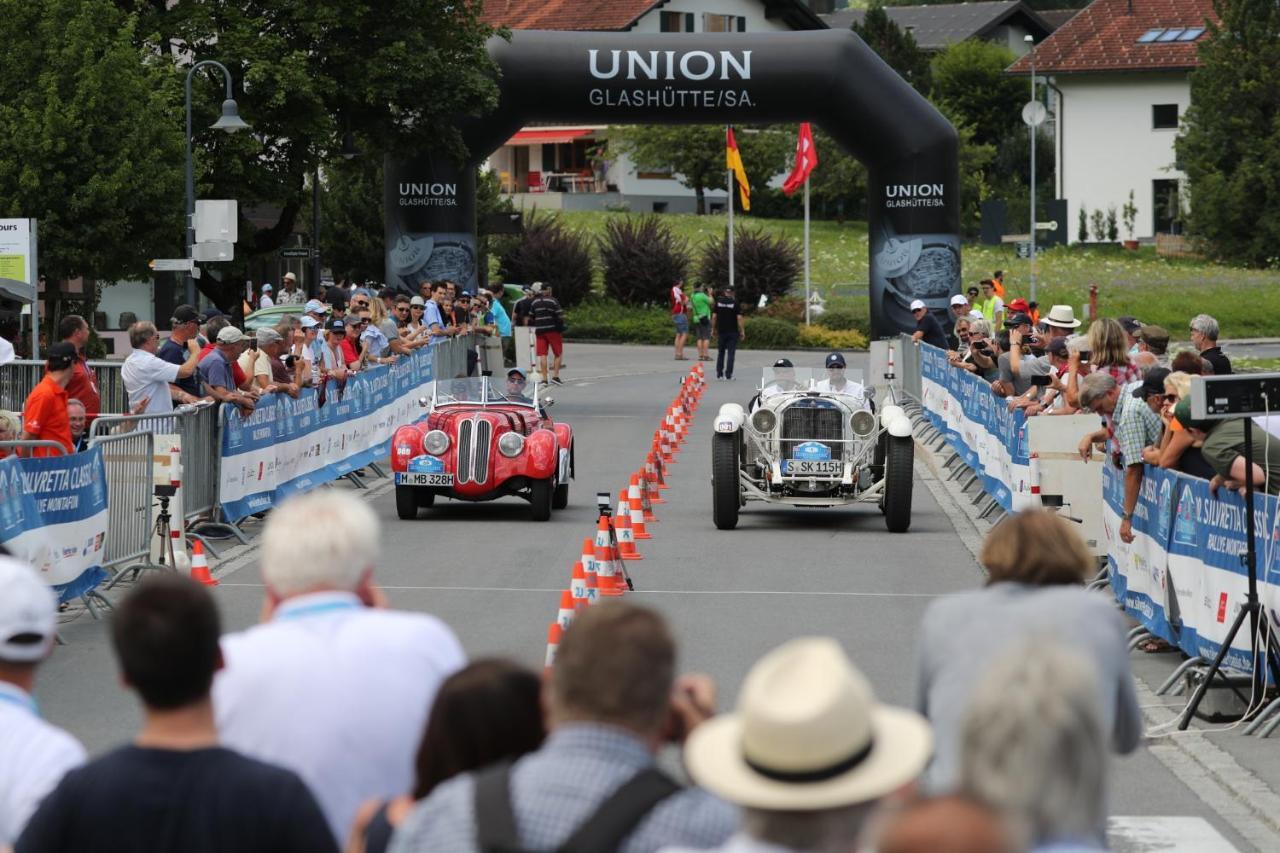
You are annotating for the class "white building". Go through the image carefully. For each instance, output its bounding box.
[1008,0,1216,242]
[480,0,826,213]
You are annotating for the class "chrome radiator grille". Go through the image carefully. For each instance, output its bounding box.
[472,419,492,483]
[780,406,844,459]
[456,419,473,483]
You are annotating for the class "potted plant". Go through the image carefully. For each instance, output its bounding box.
[1121,190,1139,250]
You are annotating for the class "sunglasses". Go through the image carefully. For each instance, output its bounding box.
[411,305,424,310]
[1164,393,1178,402]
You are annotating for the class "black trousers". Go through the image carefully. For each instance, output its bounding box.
[716,333,739,379]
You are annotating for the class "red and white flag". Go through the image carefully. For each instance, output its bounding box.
[781,122,818,196]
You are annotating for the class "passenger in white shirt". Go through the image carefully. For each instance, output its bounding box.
[0,557,87,847]
[213,491,466,845]
[121,321,200,414]
[814,352,869,409]
[259,283,275,309]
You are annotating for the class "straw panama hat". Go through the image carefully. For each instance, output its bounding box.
[1044,305,1082,328]
[684,637,932,811]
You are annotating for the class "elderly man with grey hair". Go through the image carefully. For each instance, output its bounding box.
[213,490,465,846]
[1189,313,1231,375]
[960,641,1113,850]
[121,321,200,414]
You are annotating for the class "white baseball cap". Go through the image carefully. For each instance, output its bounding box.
[909,299,926,311]
[949,294,968,307]
[299,316,319,329]
[0,557,58,663]
[261,283,273,292]
[216,326,246,344]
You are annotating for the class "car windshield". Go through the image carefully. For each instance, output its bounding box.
[435,376,538,407]
[760,366,866,395]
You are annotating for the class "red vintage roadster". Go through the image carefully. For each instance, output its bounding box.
[390,375,573,521]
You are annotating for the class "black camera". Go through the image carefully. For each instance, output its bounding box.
[1030,374,1053,388]
[282,354,297,368]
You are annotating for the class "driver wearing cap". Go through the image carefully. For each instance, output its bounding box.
[505,367,533,403]
[762,358,802,398]
[815,352,869,408]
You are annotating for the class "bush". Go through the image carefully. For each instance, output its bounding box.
[742,316,800,349]
[496,210,594,307]
[563,298,672,344]
[814,307,862,333]
[697,225,803,314]
[798,325,869,350]
[598,216,691,306]
[759,295,806,324]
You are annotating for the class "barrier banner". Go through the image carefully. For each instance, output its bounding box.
[218,347,434,520]
[917,343,1030,511]
[0,448,110,601]
[1104,463,1280,673]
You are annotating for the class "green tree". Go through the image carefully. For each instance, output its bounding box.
[1176,0,1280,266]
[610,125,728,214]
[319,145,384,282]
[851,3,931,93]
[0,0,184,287]
[931,40,1025,149]
[130,0,498,310]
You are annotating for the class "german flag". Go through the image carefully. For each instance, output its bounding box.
[726,127,750,212]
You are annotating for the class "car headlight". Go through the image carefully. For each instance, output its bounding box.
[751,409,777,433]
[497,431,525,458]
[850,410,876,437]
[423,430,449,456]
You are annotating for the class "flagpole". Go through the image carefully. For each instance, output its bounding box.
[803,176,811,326]
[727,166,735,294]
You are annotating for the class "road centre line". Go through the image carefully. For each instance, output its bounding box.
[214,583,944,597]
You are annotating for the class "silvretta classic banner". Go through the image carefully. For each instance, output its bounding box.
[0,447,110,599]
[218,347,435,520]
[388,29,960,337]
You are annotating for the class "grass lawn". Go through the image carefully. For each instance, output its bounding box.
[539,210,1280,338]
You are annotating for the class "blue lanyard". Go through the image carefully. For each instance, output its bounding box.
[0,686,38,716]
[275,599,359,621]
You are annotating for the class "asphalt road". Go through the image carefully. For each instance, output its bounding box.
[33,342,1274,851]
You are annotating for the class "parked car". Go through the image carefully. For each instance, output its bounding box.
[244,304,305,332]
[390,376,573,521]
[710,367,914,532]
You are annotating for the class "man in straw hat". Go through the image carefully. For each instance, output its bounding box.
[663,637,932,853]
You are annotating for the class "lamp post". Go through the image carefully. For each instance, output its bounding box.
[185,60,250,306]
[1025,34,1037,302]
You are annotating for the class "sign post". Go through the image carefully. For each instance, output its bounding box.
[0,218,38,358]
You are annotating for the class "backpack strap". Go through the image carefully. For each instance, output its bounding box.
[473,763,524,853]
[557,768,681,853]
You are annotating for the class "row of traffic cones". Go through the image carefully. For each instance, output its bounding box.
[545,364,706,670]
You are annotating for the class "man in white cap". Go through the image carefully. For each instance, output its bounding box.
[197,326,257,416]
[909,300,948,350]
[664,637,932,853]
[258,283,275,310]
[0,556,86,846]
[949,293,982,323]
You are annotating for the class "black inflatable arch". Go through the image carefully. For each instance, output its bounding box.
[385,29,960,337]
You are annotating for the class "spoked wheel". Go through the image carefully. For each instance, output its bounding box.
[530,477,554,521]
[395,486,419,520]
[883,436,914,533]
[712,432,741,530]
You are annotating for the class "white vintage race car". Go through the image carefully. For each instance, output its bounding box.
[711,367,915,532]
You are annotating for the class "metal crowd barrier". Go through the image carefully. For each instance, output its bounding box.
[0,440,68,456]
[0,359,127,413]
[897,333,922,403]
[87,429,156,582]
[430,333,478,380]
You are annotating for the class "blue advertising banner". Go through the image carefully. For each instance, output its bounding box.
[1104,462,1280,674]
[0,447,110,601]
[218,347,435,520]
[917,342,1029,511]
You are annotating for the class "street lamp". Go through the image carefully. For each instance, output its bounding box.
[1025,33,1037,302]
[185,60,250,306]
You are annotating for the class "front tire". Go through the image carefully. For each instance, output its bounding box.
[530,477,554,521]
[553,481,569,509]
[416,490,436,508]
[395,486,419,520]
[883,436,914,533]
[712,432,741,530]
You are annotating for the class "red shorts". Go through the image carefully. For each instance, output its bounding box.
[536,331,563,357]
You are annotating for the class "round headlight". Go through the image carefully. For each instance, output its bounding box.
[850,410,876,437]
[497,431,525,458]
[423,430,449,456]
[751,409,777,433]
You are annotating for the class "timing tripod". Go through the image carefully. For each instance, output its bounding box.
[105,485,180,590]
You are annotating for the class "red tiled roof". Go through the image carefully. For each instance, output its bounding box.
[480,0,659,31]
[1008,0,1218,75]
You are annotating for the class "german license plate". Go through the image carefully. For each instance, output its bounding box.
[783,460,842,476]
[396,472,453,487]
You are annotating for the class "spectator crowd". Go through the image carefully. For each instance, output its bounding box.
[2,489,1138,853]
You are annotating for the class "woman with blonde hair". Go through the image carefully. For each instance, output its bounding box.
[1065,318,1139,408]
[1144,370,1215,478]
[913,510,1141,793]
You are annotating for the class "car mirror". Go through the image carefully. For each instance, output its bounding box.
[541,396,555,407]
[417,397,429,408]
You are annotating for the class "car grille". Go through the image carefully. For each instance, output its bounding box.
[456,417,492,484]
[781,405,844,459]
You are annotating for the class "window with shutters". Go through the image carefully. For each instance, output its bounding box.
[704,13,737,32]
[660,11,693,32]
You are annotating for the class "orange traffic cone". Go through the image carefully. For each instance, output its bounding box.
[645,454,665,503]
[629,494,651,540]
[190,540,217,586]
[616,510,642,560]
[570,562,588,605]
[544,622,563,672]
[580,538,599,603]
[630,474,656,523]
[605,518,631,593]
[556,590,577,629]
[651,448,669,490]
[594,518,624,596]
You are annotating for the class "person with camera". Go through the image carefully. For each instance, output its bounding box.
[950,319,1000,381]
[991,314,1050,399]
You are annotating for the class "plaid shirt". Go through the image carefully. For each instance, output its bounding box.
[388,724,736,853]
[1111,380,1163,467]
